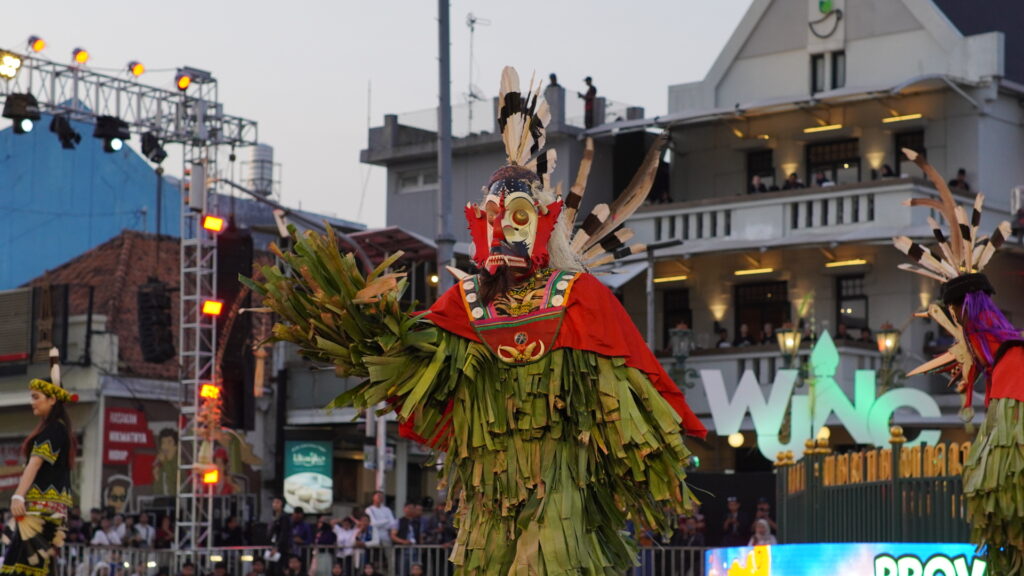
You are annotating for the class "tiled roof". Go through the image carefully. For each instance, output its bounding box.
[28,230,181,380]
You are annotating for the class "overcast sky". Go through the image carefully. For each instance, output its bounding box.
[2,0,753,228]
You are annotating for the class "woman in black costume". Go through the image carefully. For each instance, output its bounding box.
[2,349,77,576]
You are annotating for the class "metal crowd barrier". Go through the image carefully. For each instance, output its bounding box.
[47,543,707,576]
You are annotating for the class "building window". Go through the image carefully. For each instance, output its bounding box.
[894,131,925,178]
[807,139,860,186]
[746,149,775,193]
[831,51,846,89]
[837,275,868,331]
[662,289,692,348]
[734,281,790,345]
[811,54,826,94]
[397,168,438,194]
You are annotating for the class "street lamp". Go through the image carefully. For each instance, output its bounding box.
[669,326,698,389]
[876,326,904,392]
[876,328,900,358]
[775,327,803,444]
[776,328,802,369]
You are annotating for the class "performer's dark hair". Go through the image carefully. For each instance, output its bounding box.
[22,400,77,468]
[478,267,516,305]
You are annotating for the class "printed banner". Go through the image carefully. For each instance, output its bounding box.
[283,440,333,514]
[103,407,153,464]
[706,543,987,576]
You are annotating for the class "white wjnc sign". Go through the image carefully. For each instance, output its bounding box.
[701,331,942,461]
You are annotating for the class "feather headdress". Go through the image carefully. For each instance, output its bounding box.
[28,348,78,403]
[893,149,1013,394]
[462,66,670,278]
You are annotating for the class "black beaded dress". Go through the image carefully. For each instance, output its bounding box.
[1,422,72,576]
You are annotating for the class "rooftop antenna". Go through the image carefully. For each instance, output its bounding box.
[466,12,490,134]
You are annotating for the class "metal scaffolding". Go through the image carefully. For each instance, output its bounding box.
[0,50,258,566]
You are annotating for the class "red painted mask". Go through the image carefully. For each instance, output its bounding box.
[466,166,562,275]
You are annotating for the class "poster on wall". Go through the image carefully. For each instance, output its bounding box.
[284,440,333,513]
[99,400,264,515]
[706,542,987,576]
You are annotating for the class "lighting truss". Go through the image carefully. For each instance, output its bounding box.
[0,52,257,146]
[0,49,258,572]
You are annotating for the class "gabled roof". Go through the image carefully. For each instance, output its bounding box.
[671,0,1008,113]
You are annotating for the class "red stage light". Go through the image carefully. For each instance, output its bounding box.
[201,300,223,316]
[202,468,219,484]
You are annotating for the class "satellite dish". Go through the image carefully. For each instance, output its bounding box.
[468,84,486,101]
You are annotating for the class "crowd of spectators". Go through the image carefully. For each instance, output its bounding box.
[59,507,172,549]
[264,492,455,576]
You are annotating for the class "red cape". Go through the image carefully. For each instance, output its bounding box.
[991,342,1024,404]
[405,272,706,443]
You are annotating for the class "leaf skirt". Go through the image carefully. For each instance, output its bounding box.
[427,341,696,576]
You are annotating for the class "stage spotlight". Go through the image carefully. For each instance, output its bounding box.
[28,36,45,53]
[0,51,23,79]
[128,61,145,77]
[93,115,130,153]
[175,67,212,92]
[72,48,89,65]
[175,71,192,91]
[141,132,167,163]
[50,115,82,149]
[3,94,41,134]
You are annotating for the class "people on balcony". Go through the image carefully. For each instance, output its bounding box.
[880,164,896,178]
[948,168,970,192]
[835,323,855,341]
[782,172,805,190]
[733,324,755,347]
[716,328,732,348]
[749,175,768,194]
[814,171,834,187]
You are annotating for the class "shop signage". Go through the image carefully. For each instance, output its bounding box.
[104,407,152,464]
[283,441,333,514]
[703,332,943,461]
[706,543,987,576]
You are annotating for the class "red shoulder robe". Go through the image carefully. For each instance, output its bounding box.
[401,272,707,444]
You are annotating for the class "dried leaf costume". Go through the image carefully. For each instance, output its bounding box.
[2,350,76,576]
[893,149,1023,573]
[247,67,705,576]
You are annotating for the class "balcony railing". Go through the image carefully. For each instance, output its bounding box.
[632,178,1012,252]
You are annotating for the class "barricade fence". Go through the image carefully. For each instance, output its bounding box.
[46,543,706,576]
[775,426,970,544]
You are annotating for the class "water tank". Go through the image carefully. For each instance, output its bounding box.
[248,144,274,197]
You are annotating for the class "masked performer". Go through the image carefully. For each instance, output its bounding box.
[247,67,705,576]
[3,349,76,576]
[893,149,1022,573]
